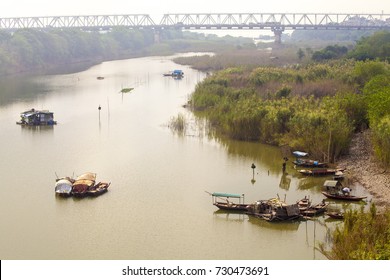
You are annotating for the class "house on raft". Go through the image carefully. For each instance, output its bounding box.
[16,108,57,125]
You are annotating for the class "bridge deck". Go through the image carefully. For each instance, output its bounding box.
[1,13,390,30]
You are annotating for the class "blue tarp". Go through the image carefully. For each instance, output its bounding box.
[173,70,183,75]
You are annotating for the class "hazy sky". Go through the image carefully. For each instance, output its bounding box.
[1,0,390,18]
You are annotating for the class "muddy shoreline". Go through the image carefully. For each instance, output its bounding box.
[337,130,390,209]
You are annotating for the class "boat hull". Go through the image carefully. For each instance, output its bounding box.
[321,191,367,201]
[326,212,344,219]
[214,202,250,212]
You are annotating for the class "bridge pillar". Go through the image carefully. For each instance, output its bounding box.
[271,26,285,44]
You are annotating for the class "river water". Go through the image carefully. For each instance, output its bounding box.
[0,54,372,260]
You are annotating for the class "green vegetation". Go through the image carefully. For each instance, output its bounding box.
[0,28,154,75]
[168,113,187,135]
[189,61,368,162]
[348,31,390,61]
[319,205,390,260]
[312,45,349,61]
[187,31,390,166]
[363,72,390,166]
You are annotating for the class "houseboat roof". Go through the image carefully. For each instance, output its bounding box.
[21,109,53,116]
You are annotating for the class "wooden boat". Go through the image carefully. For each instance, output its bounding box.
[55,177,74,197]
[321,191,367,201]
[293,158,328,168]
[297,196,328,216]
[209,192,249,212]
[247,198,301,222]
[72,172,96,197]
[297,196,311,211]
[301,201,328,217]
[298,168,344,176]
[88,182,111,197]
[326,211,344,219]
[213,202,250,212]
[322,180,367,201]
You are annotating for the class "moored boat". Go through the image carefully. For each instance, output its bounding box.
[321,191,367,201]
[55,177,74,197]
[88,182,111,197]
[297,196,311,211]
[247,198,301,222]
[209,192,249,212]
[163,69,184,78]
[326,211,344,219]
[293,158,328,168]
[301,200,328,216]
[17,108,57,125]
[54,173,111,198]
[71,172,96,197]
[298,168,344,177]
[322,180,367,201]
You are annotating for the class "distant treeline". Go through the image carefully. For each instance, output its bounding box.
[0,28,253,76]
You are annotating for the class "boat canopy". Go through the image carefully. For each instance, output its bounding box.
[212,192,243,198]
[293,151,308,157]
[323,180,341,188]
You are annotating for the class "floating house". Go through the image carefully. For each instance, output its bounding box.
[163,69,184,78]
[17,108,57,125]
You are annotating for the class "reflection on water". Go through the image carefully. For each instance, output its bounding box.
[213,210,247,223]
[247,215,300,232]
[279,172,292,190]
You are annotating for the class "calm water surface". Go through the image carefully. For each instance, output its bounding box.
[0,54,371,260]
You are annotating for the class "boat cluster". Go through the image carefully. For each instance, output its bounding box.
[209,149,369,221]
[292,150,345,179]
[292,150,367,202]
[55,172,110,198]
[210,192,330,222]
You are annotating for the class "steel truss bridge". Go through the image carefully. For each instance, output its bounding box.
[1,13,390,42]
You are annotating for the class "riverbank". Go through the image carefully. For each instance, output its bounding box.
[337,130,390,209]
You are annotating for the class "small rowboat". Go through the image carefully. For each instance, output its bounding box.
[326,211,344,219]
[293,159,328,168]
[321,191,367,201]
[88,182,111,197]
[299,168,344,176]
[213,202,250,212]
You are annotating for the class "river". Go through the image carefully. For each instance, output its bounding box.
[0,54,372,260]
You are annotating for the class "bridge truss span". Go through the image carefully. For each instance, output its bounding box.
[1,13,390,35]
[0,14,156,29]
[159,13,390,30]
